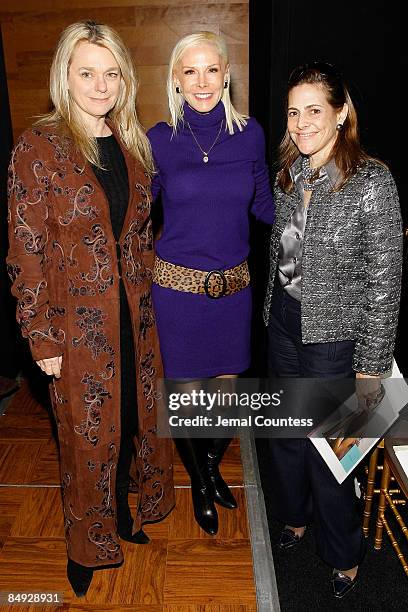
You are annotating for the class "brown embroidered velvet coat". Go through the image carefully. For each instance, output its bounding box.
[7,124,175,567]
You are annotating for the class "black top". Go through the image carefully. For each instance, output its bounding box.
[92,135,138,438]
[93,135,129,240]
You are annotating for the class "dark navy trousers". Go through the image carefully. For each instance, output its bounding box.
[267,283,365,569]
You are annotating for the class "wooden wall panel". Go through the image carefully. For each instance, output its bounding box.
[0,1,248,140]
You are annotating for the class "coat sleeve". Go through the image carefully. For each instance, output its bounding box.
[352,165,403,374]
[7,133,66,361]
[249,120,275,225]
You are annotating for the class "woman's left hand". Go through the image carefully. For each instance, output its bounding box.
[36,355,63,378]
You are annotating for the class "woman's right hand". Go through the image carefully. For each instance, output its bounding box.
[355,374,383,412]
[36,356,63,378]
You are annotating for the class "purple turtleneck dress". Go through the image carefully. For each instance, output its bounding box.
[148,102,274,378]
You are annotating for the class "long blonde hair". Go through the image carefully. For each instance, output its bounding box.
[166,31,247,135]
[36,20,154,173]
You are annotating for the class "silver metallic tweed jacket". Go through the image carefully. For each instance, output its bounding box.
[263,156,403,374]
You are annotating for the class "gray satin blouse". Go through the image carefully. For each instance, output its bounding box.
[278,158,341,300]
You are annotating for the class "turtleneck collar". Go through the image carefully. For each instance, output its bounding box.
[182,100,225,128]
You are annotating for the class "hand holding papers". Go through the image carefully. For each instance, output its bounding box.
[309,365,408,483]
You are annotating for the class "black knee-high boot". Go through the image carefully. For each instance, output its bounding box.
[207,438,238,509]
[174,437,218,535]
[116,433,150,544]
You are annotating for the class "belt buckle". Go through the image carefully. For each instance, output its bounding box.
[204,269,227,298]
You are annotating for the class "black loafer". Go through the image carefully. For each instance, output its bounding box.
[332,570,358,598]
[278,527,304,550]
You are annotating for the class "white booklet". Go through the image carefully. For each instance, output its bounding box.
[393,446,408,478]
[309,360,408,483]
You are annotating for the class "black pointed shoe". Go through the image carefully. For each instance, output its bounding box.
[67,559,94,598]
[278,527,305,550]
[130,529,150,544]
[191,481,219,535]
[116,486,150,544]
[119,525,150,544]
[332,570,358,598]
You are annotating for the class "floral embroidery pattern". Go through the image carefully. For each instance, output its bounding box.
[81,224,114,293]
[67,243,78,268]
[139,480,165,517]
[75,373,111,446]
[30,324,65,346]
[139,291,154,340]
[100,360,115,381]
[52,240,65,271]
[69,280,96,297]
[14,201,48,254]
[9,141,48,198]
[8,152,50,255]
[33,129,70,165]
[139,432,163,482]
[14,279,44,330]
[51,379,66,427]
[122,218,147,286]
[135,181,151,213]
[86,443,116,519]
[58,183,98,226]
[73,306,114,360]
[139,219,153,254]
[46,305,66,319]
[61,473,74,539]
[88,522,121,561]
[140,350,155,412]
[61,472,71,491]
[6,263,21,283]
[64,516,74,541]
[14,276,65,346]
[88,460,96,472]
[136,426,169,520]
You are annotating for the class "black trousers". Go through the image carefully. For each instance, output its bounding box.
[117,281,138,490]
[267,283,365,570]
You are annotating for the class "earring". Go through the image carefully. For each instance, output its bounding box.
[224,81,229,89]
[336,123,343,131]
[175,86,181,94]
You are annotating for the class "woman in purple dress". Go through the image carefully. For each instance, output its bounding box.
[148,32,274,534]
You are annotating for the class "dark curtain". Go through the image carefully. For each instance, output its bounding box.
[0,25,20,379]
[249,0,408,375]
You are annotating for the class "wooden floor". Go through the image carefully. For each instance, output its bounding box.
[0,384,257,611]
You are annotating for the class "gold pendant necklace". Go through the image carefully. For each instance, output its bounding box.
[186,119,224,163]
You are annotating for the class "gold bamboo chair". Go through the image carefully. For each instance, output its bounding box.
[374,434,408,577]
[363,439,384,537]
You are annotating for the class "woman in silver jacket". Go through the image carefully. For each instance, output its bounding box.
[263,62,402,598]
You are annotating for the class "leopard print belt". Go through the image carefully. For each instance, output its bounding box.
[153,256,250,299]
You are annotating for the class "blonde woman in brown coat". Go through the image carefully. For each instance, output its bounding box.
[7,21,174,597]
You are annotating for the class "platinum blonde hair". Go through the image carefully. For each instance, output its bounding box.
[166,31,247,135]
[36,21,154,172]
